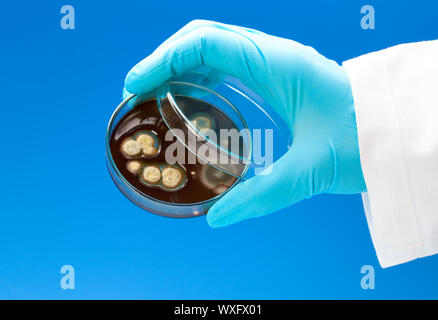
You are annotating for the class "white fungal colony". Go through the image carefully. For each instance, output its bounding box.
[190,113,214,134]
[120,131,158,158]
[120,131,190,192]
[142,165,162,184]
[127,160,141,174]
[161,166,183,189]
[121,139,141,156]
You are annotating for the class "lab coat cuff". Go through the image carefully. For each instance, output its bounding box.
[343,52,425,268]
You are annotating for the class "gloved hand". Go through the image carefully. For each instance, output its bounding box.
[124,20,367,227]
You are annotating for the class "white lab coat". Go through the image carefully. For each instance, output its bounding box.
[343,40,438,268]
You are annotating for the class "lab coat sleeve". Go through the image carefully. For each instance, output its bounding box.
[343,40,438,268]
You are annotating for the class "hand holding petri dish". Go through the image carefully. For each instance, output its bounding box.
[105,71,291,218]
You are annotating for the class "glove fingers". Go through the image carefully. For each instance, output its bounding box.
[124,25,266,96]
[152,20,220,54]
[124,30,204,95]
[122,87,131,100]
[154,20,263,54]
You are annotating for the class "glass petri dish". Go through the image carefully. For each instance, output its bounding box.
[156,81,251,178]
[105,68,292,218]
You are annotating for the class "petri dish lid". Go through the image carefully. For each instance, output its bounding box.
[155,70,292,179]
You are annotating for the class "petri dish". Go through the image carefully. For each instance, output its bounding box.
[105,67,292,217]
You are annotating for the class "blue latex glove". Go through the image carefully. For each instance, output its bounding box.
[124,20,367,227]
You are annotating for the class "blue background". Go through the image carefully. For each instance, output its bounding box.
[1,0,437,299]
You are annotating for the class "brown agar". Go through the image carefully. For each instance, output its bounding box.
[109,98,243,204]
